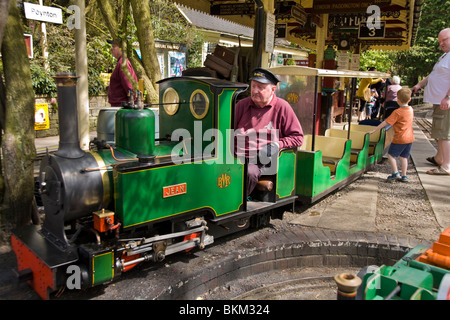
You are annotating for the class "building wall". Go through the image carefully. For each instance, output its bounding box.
[34,95,109,138]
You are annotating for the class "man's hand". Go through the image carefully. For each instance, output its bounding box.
[259,141,279,161]
[441,96,450,110]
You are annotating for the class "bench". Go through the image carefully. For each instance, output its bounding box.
[325,129,369,164]
[300,134,348,175]
[343,124,382,155]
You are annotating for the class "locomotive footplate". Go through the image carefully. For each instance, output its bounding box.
[210,196,296,225]
[11,224,79,300]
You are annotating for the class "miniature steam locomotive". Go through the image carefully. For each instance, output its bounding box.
[11,74,298,299]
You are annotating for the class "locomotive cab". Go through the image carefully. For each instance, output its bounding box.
[157,76,297,214]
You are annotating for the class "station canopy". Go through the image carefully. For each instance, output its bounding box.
[171,0,424,52]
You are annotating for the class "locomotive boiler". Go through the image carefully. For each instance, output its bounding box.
[11,73,298,299]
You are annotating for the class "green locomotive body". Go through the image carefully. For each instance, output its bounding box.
[11,75,297,299]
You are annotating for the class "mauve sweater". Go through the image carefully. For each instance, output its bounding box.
[108,57,138,107]
[234,94,303,157]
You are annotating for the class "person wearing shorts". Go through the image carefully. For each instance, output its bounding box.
[368,88,414,182]
[412,28,450,175]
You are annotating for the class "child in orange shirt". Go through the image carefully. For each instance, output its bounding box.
[368,88,414,182]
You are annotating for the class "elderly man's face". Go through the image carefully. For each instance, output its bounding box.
[251,80,276,108]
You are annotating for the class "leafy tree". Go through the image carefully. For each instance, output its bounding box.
[150,0,204,69]
[400,0,450,85]
[95,0,204,102]
[27,4,115,97]
[359,0,450,87]
[359,50,395,73]
[95,0,161,102]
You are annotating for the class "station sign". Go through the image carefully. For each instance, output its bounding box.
[358,21,386,39]
[336,52,350,70]
[291,4,307,25]
[24,34,33,58]
[276,24,287,39]
[350,53,360,71]
[35,103,50,130]
[265,12,275,53]
[329,14,366,29]
[23,2,63,24]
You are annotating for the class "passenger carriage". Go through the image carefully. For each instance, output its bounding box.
[269,66,391,204]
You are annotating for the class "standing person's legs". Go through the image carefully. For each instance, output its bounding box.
[365,104,372,120]
[387,143,409,181]
[399,156,408,177]
[358,99,366,121]
[438,139,450,172]
[399,143,412,178]
[387,153,399,174]
[428,105,450,174]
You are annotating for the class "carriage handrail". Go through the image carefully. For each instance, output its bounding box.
[268,65,391,79]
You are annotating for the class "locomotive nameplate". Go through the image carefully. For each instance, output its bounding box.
[163,183,187,198]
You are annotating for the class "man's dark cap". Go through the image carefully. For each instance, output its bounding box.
[250,68,280,85]
[107,39,115,45]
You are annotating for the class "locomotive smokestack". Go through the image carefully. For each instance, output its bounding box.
[53,73,85,159]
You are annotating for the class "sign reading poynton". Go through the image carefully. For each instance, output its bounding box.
[23,2,63,24]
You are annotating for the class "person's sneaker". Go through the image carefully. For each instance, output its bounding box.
[387,172,400,181]
[400,175,408,183]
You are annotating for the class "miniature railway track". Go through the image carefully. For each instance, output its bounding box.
[232,275,339,300]
[415,117,432,136]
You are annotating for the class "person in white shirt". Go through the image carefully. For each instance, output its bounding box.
[412,28,450,175]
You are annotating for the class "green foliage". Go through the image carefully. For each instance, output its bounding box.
[30,62,57,96]
[86,36,115,95]
[150,0,204,68]
[285,58,296,65]
[25,0,204,97]
[359,50,395,73]
[359,0,450,87]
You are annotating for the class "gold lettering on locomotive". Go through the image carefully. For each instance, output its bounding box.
[163,183,187,198]
[216,173,231,189]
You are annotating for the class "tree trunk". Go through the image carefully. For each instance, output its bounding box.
[130,0,161,87]
[96,0,160,103]
[1,0,36,227]
[0,0,12,211]
[0,0,11,52]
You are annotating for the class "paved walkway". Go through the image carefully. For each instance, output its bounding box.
[411,123,450,228]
